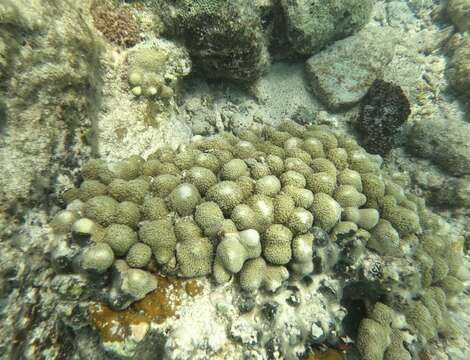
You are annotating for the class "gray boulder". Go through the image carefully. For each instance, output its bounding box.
[281,0,375,55]
[408,116,470,177]
[305,27,396,111]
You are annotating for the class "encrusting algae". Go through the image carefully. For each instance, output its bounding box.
[89,275,202,343]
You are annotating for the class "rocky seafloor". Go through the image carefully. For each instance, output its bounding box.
[1,0,470,359]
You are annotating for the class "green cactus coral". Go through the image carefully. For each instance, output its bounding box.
[239,257,267,292]
[126,243,152,268]
[273,193,296,224]
[84,195,119,227]
[167,183,202,216]
[310,193,341,231]
[176,236,214,277]
[116,201,141,228]
[206,181,244,214]
[263,224,293,265]
[104,224,138,256]
[186,166,218,195]
[305,171,336,195]
[255,175,281,196]
[78,180,107,202]
[194,201,224,237]
[141,197,169,221]
[139,219,177,265]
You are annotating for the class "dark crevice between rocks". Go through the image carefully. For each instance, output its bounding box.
[340,281,388,339]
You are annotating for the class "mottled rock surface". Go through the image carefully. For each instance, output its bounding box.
[447,0,470,32]
[281,0,375,55]
[305,27,396,110]
[446,33,470,97]
[408,115,470,176]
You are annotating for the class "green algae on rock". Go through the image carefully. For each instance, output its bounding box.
[281,0,375,55]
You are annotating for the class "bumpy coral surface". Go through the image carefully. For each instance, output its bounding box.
[159,0,269,81]
[91,2,140,48]
[51,120,465,357]
[356,79,411,156]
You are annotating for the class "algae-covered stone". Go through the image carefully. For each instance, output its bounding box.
[408,114,470,176]
[447,0,470,32]
[305,27,396,110]
[281,0,374,55]
[162,0,269,82]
